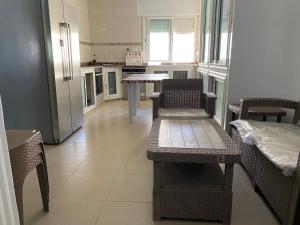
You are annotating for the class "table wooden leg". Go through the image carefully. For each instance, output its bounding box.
[263,115,267,121]
[37,162,49,212]
[223,164,234,225]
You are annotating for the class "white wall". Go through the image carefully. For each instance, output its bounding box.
[228,0,300,103]
[138,0,199,16]
[88,0,142,62]
[88,0,200,62]
[0,97,19,225]
[65,0,92,62]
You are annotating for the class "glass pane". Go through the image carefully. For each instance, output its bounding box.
[173,18,195,63]
[153,71,168,92]
[108,72,117,95]
[173,33,195,63]
[149,19,171,61]
[95,75,103,95]
[215,80,224,121]
[202,0,213,63]
[81,76,87,108]
[203,75,209,92]
[218,0,231,63]
[154,82,161,93]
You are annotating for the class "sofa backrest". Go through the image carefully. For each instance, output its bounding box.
[162,79,204,109]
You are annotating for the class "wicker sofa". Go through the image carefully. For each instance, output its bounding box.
[151,79,216,120]
[231,98,300,225]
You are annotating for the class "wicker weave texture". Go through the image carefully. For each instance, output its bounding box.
[231,127,300,225]
[239,98,300,124]
[7,131,49,225]
[164,90,202,109]
[148,119,239,224]
[151,79,216,119]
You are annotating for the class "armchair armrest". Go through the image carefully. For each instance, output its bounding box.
[203,92,217,118]
[239,98,299,122]
[151,93,163,120]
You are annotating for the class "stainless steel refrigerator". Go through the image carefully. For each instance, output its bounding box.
[0,0,83,144]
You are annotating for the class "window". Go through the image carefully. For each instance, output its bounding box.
[146,18,195,63]
[149,19,171,61]
[215,0,231,63]
[201,0,213,63]
[200,0,232,65]
[173,18,195,63]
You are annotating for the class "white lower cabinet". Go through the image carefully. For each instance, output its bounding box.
[81,67,96,113]
[103,67,121,100]
[146,65,197,97]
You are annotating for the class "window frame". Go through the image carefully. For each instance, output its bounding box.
[199,0,233,67]
[144,17,197,64]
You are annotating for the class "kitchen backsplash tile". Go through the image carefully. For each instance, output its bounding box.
[88,0,142,63]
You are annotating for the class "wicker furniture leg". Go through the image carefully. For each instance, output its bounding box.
[153,161,161,220]
[6,130,50,225]
[37,162,49,212]
[40,144,50,198]
[14,179,25,225]
[223,164,234,225]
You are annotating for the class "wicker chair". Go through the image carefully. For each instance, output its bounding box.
[151,79,216,120]
[6,130,49,225]
[231,98,300,225]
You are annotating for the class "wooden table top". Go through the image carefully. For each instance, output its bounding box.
[121,73,170,83]
[147,119,240,164]
[159,120,226,149]
[229,104,286,116]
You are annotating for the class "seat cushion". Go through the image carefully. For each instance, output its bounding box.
[231,120,300,176]
[158,108,208,119]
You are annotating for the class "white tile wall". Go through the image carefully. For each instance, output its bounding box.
[65,0,92,62]
[88,0,142,62]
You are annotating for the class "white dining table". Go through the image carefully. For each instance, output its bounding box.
[121,73,170,122]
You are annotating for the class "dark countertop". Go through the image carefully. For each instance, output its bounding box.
[80,62,126,67]
[80,62,198,68]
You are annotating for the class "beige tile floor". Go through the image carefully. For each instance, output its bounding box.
[23,100,280,225]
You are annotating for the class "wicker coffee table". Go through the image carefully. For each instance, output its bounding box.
[147,119,240,225]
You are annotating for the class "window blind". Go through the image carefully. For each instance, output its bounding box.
[149,19,171,33]
[173,18,195,33]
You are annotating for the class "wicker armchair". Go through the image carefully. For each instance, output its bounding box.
[151,79,216,120]
[232,98,300,225]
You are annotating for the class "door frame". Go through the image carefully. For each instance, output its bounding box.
[0,97,20,225]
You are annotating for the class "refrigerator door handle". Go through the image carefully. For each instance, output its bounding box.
[60,23,71,80]
[66,24,74,80]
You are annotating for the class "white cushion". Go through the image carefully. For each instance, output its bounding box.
[158,108,208,119]
[231,120,300,176]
